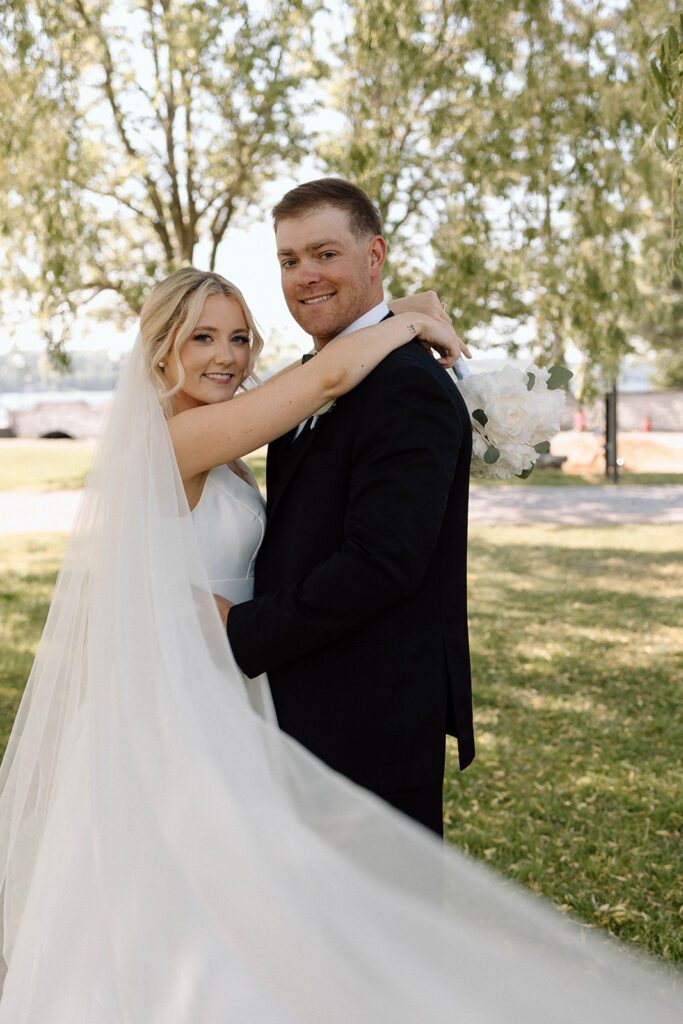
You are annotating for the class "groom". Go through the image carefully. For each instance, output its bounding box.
[227,178,474,835]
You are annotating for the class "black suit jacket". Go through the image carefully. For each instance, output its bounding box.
[227,337,474,792]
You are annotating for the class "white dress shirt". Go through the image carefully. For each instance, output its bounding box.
[294,300,391,438]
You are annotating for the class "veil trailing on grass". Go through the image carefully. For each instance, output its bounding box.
[0,340,679,1022]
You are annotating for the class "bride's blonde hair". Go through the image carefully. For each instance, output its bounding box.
[140,267,264,417]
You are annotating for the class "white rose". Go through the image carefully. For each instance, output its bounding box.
[484,392,534,445]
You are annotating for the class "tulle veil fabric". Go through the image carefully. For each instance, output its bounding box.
[0,340,679,1022]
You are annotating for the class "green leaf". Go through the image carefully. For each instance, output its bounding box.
[472,408,488,427]
[667,26,678,58]
[650,59,668,100]
[516,467,534,479]
[547,365,573,390]
[534,440,551,454]
[527,371,536,391]
[484,444,500,464]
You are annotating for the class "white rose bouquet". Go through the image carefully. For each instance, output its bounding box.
[456,364,572,479]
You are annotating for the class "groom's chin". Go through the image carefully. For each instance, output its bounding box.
[292,303,342,341]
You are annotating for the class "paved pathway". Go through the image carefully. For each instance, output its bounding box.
[2,485,682,534]
[467,484,683,526]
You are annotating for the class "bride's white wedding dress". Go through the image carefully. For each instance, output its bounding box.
[0,341,679,1023]
[192,463,275,722]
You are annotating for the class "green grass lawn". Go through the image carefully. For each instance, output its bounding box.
[0,441,269,492]
[473,469,683,486]
[445,523,682,963]
[0,441,95,490]
[1,525,681,962]
[1,441,681,491]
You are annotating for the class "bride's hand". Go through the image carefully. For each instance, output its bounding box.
[405,313,469,369]
[388,291,471,365]
[214,594,234,630]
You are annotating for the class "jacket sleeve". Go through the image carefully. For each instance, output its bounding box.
[227,353,469,678]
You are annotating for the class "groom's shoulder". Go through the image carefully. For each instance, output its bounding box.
[354,343,469,431]
[367,340,459,395]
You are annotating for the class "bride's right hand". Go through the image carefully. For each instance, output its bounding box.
[404,313,468,369]
[389,292,471,366]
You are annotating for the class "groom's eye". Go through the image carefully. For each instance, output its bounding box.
[319,251,336,259]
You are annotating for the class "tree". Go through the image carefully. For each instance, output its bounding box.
[0,0,322,363]
[645,14,683,385]
[321,0,680,396]
[650,14,683,276]
[319,0,516,295]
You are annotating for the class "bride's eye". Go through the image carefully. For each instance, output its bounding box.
[232,334,250,345]
[194,333,213,344]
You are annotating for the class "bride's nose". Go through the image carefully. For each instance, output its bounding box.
[213,338,235,366]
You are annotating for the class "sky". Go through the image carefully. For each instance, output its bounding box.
[0,194,310,359]
[0,165,509,366]
[0,2,342,362]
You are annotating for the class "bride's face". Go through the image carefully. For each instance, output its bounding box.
[167,294,251,412]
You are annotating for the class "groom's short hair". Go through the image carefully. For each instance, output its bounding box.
[272,178,383,240]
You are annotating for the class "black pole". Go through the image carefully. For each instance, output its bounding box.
[605,380,618,483]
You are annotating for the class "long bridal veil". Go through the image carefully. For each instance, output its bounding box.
[0,340,679,1023]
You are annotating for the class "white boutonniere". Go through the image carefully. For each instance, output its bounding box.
[314,398,337,417]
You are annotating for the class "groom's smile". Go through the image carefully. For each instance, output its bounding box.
[276,205,385,349]
[301,293,335,305]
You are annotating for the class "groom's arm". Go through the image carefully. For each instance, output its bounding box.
[227,348,470,678]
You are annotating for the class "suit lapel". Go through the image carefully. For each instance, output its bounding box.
[266,429,296,507]
[266,309,393,514]
[266,419,319,518]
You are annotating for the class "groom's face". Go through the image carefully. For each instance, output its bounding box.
[276,204,385,348]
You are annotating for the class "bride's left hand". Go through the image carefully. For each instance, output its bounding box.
[387,291,471,367]
[214,594,234,629]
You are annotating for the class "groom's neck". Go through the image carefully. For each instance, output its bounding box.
[312,295,386,352]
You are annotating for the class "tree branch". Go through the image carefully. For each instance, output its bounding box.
[71,0,175,262]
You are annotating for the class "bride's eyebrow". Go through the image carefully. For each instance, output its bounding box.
[193,324,248,335]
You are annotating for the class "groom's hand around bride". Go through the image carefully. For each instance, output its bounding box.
[214,594,234,630]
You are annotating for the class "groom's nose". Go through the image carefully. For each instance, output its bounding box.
[298,257,323,285]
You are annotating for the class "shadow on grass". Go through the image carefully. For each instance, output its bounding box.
[446,526,682,962]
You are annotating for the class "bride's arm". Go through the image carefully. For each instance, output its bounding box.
[265,292,470,386]
[168,312,453,484]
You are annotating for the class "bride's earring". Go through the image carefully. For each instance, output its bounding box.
[158,361,166,368]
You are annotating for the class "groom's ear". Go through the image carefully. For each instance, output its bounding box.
[368,235,387,278]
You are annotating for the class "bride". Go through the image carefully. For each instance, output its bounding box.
[0,269,678,1023]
